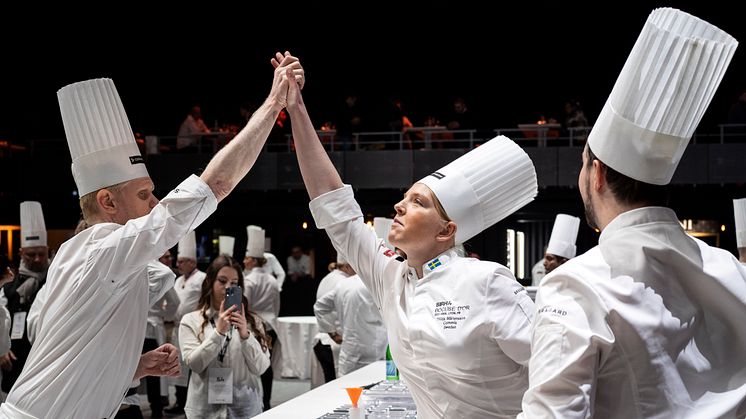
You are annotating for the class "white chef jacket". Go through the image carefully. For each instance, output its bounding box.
[314,269,348,347]
[0,175,217,419]
[287,254,311,276]
[146,287,180,344]
[521,207,746,419]
[244,268,281,331]
[530,259,545,286]
[174,268,207,322]
[314,275,387,376]
[0,304,10,356]
[180,308,270,419]
[263,252,286,291]
[310,185,534,418]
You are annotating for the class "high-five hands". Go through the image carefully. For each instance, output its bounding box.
[269,51,304,109]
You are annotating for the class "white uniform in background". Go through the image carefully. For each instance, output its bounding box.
[312,268,348,378]
[146,287,180,397]
[174,269,207,321]
[147,287,180,348]
[523,208,746,418]
[1,176,216,419]
[530,260,545,286]
[287,254,311,276]
[314,275,387,376]
[316,269,348,301]
[180,309,270,418]
[244,268,281,332]
[311,186,534,418]
[262,252,286,291]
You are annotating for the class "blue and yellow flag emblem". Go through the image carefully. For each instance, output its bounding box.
[427,259,442,270]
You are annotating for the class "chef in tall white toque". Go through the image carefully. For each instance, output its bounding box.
[520,8,743,418]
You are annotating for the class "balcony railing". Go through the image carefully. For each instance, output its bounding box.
[4,124,746,158]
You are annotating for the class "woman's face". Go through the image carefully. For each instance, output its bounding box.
[390,183,451,254]
[243,255,257,270]
[211,266,240,305]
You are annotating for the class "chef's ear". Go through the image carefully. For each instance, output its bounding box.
[96,188,118,215]
[591,159,607,193]
[436,221,457,243]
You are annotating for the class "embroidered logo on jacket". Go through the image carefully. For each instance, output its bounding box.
[427,259,442,270]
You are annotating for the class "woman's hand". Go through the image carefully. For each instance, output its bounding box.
[231,304,250,340]
[216,299,236,335]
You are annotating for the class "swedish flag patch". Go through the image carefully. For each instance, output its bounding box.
[427,259,442,270]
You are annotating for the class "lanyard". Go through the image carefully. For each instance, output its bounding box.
[210,318,231,364]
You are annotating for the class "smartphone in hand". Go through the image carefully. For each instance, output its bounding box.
[224,286,243,312]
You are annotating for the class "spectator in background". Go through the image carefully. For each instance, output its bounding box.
[563,99,589,142]
[1,202,50,394]
[445,97,474,131]
[445,97,475,147]
[0,254,15,401]
[286,246,311,282]
[267,109,291,151]
[335,93,365,151]
[176,106,210,152]
[179,255,270,418]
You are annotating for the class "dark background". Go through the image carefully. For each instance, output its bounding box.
[2,1,744,140]
[0,1,744,283]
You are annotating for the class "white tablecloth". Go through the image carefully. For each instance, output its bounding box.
[255,361,385,418]
[275,316,319,379]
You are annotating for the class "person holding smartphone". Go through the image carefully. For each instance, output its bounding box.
[179,255,270,418]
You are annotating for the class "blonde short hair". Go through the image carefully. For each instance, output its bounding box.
[79,180,128,222]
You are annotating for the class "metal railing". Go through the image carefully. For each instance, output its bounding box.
[5,124,746,158]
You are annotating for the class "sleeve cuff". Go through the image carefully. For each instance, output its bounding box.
[309,185,363,229]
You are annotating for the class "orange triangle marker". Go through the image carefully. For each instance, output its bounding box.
[345,387,363,407]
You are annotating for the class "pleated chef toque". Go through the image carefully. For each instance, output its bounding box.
[20,201,47,248]
[588,8,738,185]
[546,214,581,259]
[219,235,235,256]
[734,198,746,248]
[246,226,265,258]
[178,231,197,260]
[58,78,149,197]
[374,217,394,250]
[418,136,537,244]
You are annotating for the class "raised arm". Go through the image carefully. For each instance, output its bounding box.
[282,65,343,199]
[200,53,304,202]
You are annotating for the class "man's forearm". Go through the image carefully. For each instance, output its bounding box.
[201,99,282,202]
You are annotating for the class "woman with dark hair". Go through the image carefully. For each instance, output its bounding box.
[179,255,270,418]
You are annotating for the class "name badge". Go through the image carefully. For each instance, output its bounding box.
[208,367,233,404]
[11,312,26,340]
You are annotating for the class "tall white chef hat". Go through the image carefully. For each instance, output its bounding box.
[20,201,47,248]
[219,235,235,256]
[588,8,738,185]
[178,231,197,260]
[546,214,581,259]
[734,198,746,248]
[246,226,265,258]
[58,78,150,197]
[374,217,395,250]
[418,136,537,244]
